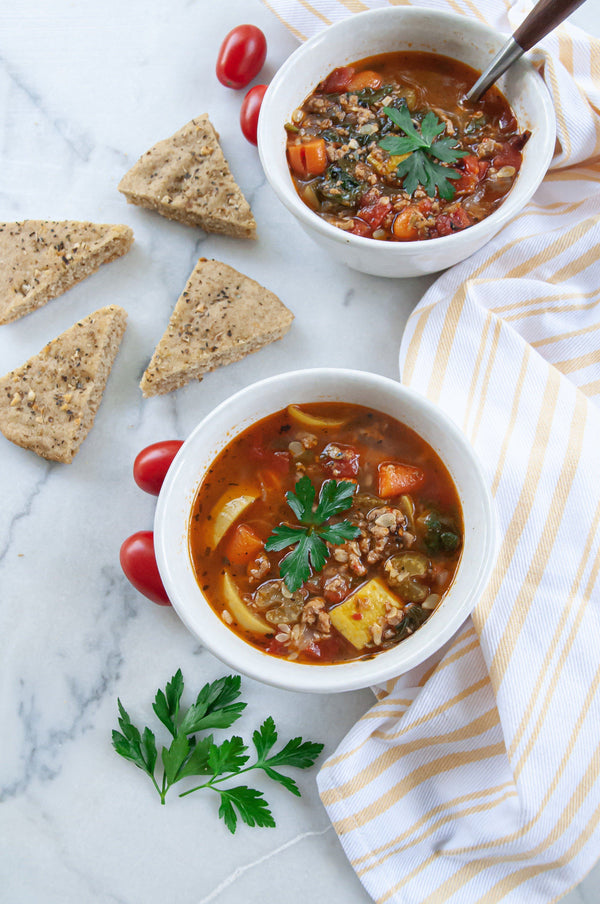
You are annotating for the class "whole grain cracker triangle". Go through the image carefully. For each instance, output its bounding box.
[118,114,256,239]
[0,305,127,463]
[140,259,293,397]
[0,220,133,325]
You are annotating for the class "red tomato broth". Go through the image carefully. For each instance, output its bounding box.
[188,403,463,664]
[285,51,529,242]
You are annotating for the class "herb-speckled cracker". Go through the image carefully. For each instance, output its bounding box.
[0,305,127,463]
[118,115,256,239]
[140,259,292,397]
[0,220,133,325]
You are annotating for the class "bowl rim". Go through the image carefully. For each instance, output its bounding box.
[257,5,556,256]
[154,368,498,694]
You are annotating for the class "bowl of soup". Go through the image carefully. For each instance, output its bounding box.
[257,7,556,277]
[154,369,497,693]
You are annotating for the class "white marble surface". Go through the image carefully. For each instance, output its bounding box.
[1,2,599,902]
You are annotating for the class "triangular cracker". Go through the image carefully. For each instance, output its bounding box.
[0,305,127,463]
[118,114,256,239]
[0,220,133,325]
[140,259,293,397]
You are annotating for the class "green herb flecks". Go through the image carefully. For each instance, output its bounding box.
[378,103,468,200]
[112,670,323,833]
[421,511,461,554]
[318,163,365,206]
[265,475,360,592]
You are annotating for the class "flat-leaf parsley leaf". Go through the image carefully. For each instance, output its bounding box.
[265,475,360,592]
[112,672,324,832]
[379,104,468,200]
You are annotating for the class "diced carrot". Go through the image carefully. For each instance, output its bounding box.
[348,70,382,92]
[287,138,327,178]
[258,468,285,497]
[303,138,328,175]
[392,206,420,241]
[378,461,425,497]
[226,523,264,566]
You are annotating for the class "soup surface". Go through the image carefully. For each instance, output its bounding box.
[285,51,530,241]
[189,403,463,665]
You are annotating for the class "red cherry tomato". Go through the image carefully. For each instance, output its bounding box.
[133,440,183,495]
[240,84,268,145]
[216,25,267,89]
[120,531,171,606]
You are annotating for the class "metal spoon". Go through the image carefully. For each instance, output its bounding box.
[465,0,587,103]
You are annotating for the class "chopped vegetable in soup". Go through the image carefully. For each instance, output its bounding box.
[285,52,530,241]
[188,403,463,664]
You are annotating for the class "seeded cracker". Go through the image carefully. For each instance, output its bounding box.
[118,114,256,239]
[0,306,127,463]
[140,259,293,397]
[0,221,133,325]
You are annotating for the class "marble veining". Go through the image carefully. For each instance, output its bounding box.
[1,1,599,902]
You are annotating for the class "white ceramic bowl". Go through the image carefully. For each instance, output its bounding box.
[154,369,497,693]
[258,7,556,278]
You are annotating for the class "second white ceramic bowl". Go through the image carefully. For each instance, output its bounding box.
[258,7,556,278]
[154,369,497,693]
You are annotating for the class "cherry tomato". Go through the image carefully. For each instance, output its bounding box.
[240,84,268,145]
[133,440,183,495]
[216,25,267,89]
[120,531,171,606]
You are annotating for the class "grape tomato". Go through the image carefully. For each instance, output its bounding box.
[133,440,183,496]
[240,84,268,145]
[216,25,267,89]
[120,531,171,606]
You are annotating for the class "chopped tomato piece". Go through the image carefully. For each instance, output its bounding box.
[348,70,382,92]
[492,143,523,172]
[302,635,344,661]
[287,139,328,178]
[321,443,360,479]
[321,66,355,93]
[350,218,372,237]
[266,637,287,656]
[434,206,472,237]
[378,461,425,497]
[356,197,390,230]
[250,445,290,472]
[226,523,264,566]
[453,155,488,194]
[323,575,350,605]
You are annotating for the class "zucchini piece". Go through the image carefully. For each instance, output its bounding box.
[221,571,271,636]
[330,577,402,650]
[209,489,258,548]
[287,404,346,429]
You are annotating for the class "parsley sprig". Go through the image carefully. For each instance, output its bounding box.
[265,475,360,592]
[112,670,323,832]
[379,104,468,200]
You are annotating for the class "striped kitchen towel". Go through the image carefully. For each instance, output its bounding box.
[262,1,600,902]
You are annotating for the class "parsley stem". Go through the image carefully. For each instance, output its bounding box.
[160,772,169,805]
[178,761,265,798]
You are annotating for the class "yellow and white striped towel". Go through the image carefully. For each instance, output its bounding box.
[263,1,600,901]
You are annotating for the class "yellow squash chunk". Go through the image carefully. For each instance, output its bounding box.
[287,404,346,430]
[209,489,258,548]
[367,152,410,177]
[330,578,402,650]
[222,571,272,635]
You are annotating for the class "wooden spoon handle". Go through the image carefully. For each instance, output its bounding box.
[514,0,587,52]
